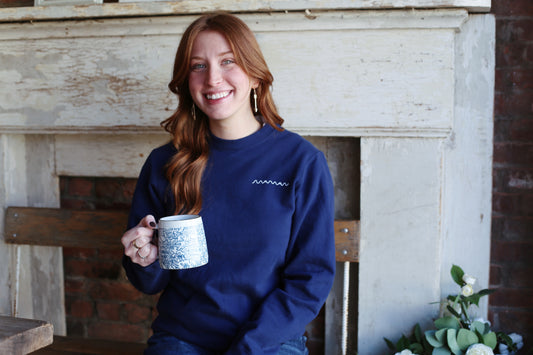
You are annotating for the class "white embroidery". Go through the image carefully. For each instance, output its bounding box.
[252,179,290,187]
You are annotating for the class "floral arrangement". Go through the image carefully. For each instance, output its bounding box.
[384,265,525,355]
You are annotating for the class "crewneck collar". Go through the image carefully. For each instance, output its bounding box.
[209,124,277,151]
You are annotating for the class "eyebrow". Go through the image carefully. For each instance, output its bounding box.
[190,51,234,61]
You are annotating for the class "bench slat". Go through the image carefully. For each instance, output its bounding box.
[4,206,359,261]
[4,207,128,249]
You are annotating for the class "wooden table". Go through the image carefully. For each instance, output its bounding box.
[0,316,53,355]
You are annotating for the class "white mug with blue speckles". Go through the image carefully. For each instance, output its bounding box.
[157,215,208,270]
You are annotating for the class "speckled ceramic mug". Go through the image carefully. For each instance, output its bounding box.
[157,215,208,270]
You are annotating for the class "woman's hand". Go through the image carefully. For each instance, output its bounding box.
[121,215,158,267]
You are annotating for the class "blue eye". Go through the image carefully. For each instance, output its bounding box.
[191,63,206,72]
[222,59,235,65]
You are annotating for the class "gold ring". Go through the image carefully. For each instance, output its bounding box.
[132,240,141,249]
[137,250,146,260]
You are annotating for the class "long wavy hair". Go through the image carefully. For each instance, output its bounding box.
[161,12,284,215]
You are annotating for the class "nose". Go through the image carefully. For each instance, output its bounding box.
[206,65,222,86]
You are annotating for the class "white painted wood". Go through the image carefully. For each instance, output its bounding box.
[55,134,169,178]
[359,137,443,354]
[0,0,491,24]
[35,0,102,7]
[439,14,494,317]
[0,10,465,138]
[0,135,66,335]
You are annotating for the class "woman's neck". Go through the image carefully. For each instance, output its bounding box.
[209,114,262,140]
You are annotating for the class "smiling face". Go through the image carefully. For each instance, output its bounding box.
[188,30,259,138]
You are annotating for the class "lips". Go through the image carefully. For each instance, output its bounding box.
[205,91,230,100]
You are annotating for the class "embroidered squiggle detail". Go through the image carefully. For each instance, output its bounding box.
[252,179,290,187]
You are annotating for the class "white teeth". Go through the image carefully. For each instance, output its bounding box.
[206,91,230,100]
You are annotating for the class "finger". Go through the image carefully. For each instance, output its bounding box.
[140,214,157,229]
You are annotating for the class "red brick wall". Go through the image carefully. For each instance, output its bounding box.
[490,0,533,345]
[60,177,158,343]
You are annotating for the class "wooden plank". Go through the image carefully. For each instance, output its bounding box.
[0,316,53,355]
[334,220,360,263]
[4,207,128,249]
[5,207,360,261]
[31,336,145,355]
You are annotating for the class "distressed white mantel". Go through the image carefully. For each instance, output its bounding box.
[0,5,494,355]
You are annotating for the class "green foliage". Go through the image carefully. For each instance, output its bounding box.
[384,265,502,355]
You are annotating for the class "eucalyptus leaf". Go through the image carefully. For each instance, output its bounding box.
[433,347,452,355]
[483,332,497,349]
[426,330,444,348]
[435,316,460,330]
[447,328,463,355]
[436,329,447,344]
[471,321,486,335]
[457,329,478,351]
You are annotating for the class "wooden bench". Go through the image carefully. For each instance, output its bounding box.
[4,206,359,354]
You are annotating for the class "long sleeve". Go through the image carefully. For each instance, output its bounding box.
[122,145,175,295]
[225,152,336,354]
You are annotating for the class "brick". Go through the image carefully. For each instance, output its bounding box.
[504,217,533,241]
[489,287,533,308]
[97,302,121,321]
[123,303,151,323]
[511,69,533,90]
[89,280,144,302]
[64,279,87,294]
[493,143,533,167]
[509,118,533,141]
[496,42,527,68]
[492,0,533,16]
[64,259,121,279]
[87,321,146,342]
[497,19,533,43]
[494,88,533,117]
[69,299,94,318]
[499,168,533,191]
[60,198,94,210]
[490,240,533,263]
[507,266,533,288]
[489,264,502,287]
[492,119,512,142]
[67,177,94,197]
[492,193,520,215]
[63,246,97,259]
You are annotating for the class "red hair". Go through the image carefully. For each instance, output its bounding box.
[161,12,283,214]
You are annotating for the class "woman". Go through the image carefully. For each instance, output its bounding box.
[121,12,335,355]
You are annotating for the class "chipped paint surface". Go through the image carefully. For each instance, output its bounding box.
[0,10,466,137]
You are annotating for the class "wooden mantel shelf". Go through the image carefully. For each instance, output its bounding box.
[0,0,489,24]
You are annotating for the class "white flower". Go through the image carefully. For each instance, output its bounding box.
[394,350,415,355]
[497,333,523,355]
[465,343,494,355]
[462,284,474,297]
[509,333,523,349]
[463,274,477,285]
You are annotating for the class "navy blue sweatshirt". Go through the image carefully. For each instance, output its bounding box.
[123,124,335,354]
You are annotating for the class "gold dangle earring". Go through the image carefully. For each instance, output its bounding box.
[191,103,196,121]
[253,88,258,114]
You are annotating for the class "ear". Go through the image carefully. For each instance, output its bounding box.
[250,78,260,90]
